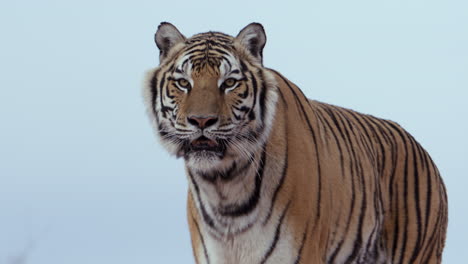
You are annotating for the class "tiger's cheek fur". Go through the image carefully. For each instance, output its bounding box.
[143,66,188,156]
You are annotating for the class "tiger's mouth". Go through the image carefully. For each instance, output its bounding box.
[191,136,219,150]
[180,136,227,158]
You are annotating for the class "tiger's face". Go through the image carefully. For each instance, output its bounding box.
[145,23,278,171]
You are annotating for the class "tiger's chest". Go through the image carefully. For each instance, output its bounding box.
[188,153,294,264]
[200,222,295,264]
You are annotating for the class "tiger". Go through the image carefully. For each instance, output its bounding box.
[143,22,448,264]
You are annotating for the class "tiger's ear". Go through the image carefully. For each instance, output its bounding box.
[154,22,186,62]
[236,23,266,65]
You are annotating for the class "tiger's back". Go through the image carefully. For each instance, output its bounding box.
[145,22,447,263]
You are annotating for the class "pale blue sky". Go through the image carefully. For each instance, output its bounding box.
[0,0,466,263]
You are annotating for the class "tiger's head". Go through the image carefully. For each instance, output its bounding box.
[144,23,278,172]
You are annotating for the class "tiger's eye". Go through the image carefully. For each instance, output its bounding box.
[177,79,190,89]
[223,78,237,88]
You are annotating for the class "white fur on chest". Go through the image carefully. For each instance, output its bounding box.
[202,220,294,264]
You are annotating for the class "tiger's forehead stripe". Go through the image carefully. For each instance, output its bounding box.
[177,32,236,73]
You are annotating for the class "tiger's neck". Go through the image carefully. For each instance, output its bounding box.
[186,141,272,238]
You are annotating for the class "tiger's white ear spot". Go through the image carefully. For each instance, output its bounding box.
[236,23,266,65]
[154,22,186,62]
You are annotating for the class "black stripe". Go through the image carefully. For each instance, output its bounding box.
[188,170,216,230]
[205,39,233,51]
[161,106,174,114]
[150,72,159,116]
[222,56,232,68]
[362,220,379,262]
[175,128,193,133]
[313,106,333,146]
[391,192,401,263]
[386,122,410,264]
[270,70,322,221]
[275,83,288,108]
[199,171,216,182]
[341,112,367,264]
[360,115,387,174]
[159,72,167,118]
[330,109,375,263]
[212,47,230,56]
[420,199,444,263]
[189,53,206,62]
[379,120,399,203]
[322,107,357,263]
[219,161,240,181]
[218,145,266,217]
[317,105,348,254]
[408,136,423,263]
[197,162,239,183]
[211,128,233,133]
[192,213,210,264]
[232,110,241,121]
[398,130,410,264]
[181,58,189,71]
[258,73,267,122]
[293,221,310,264]
[317,105,346,179]
[422,149,433,248]
[263,135,288,225]
[249,70,259,116]
[343,113,382,263]
[240,60,248,72]
[260,201,291,264]
[345,111,380,166]
[185,48,206,55]
[166,82,176,99]
[233,105,250,113]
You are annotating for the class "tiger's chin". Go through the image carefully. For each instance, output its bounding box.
[176,136,229,171]
[184,151,225,171]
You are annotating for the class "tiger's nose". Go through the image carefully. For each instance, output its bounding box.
[187,116,218,129]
